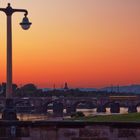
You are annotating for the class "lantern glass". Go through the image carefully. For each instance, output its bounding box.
[20,16,32,30]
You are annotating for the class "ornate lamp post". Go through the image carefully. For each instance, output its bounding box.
[0,3,32,120]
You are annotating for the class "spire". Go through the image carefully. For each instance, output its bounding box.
[117,85,120,93]
[64,82,69,90]
[53,84,56,90]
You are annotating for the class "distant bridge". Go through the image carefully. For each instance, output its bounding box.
[0,96,140,116]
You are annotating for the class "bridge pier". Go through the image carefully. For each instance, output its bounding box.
[53,102,64,117]
[96,105,106,113]
[66,105,76,115]
[41,105,48,114]
[110,103,120,113]
[128,105,137,113]
[40,103,49,114]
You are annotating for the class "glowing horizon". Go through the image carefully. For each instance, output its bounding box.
[0,0,140,88]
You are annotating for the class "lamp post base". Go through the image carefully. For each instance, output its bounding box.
[2,98,18,120]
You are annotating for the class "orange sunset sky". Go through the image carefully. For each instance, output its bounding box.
[0,0,140,88]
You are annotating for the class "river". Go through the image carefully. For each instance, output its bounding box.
[1,107,137,121]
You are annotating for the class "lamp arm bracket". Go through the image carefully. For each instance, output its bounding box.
[0,8,6,13]
[13,9,28,16]
[0,8,28,16]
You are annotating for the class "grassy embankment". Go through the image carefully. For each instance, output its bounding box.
[69,113,140,122]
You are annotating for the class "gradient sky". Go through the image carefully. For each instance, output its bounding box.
[0,0,140,88]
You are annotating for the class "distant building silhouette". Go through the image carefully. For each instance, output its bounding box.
[53,84,56,90]
[0,84,2,94]
[110,85,113,93]
[64,82,69,90]
[117,85,120,93]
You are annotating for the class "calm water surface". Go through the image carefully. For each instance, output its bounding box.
[19,107,140,120]
[1,107,140,121]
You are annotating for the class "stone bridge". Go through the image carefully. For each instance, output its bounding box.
[0,96,140,116]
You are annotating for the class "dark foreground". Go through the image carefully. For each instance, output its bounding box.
[0,120,140,140]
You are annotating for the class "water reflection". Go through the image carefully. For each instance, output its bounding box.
[1,107,140,121]
[18,106,140,120]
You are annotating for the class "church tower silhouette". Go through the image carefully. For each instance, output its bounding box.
[64,82,69,90]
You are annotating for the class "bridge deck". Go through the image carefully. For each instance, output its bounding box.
[109,96,139,100]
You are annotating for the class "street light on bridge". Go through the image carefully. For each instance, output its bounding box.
[0,3,32,120]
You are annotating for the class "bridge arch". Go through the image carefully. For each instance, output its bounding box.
[96,101,114,113]
[103,101,117,108]
[0,100,4,112]
[15,100,31,106]
[102,101,120,113]
[42,101,55,113]
[135,102,140,112]
[128,102,140,113]
[135,102,140,108]
[15,100,34,113]
[42,101,64,116]
[71,100,96,113]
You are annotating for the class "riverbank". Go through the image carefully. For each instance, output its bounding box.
[69,113,140,122]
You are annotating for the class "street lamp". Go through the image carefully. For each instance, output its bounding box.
[0,3,32,120]
[20,15,32,30]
